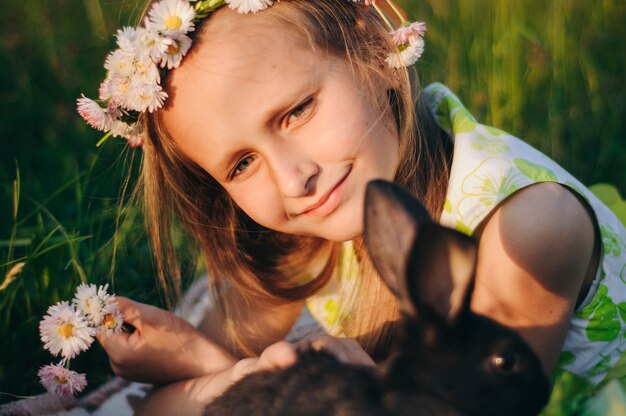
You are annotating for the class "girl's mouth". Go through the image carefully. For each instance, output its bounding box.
[301,167,352,218]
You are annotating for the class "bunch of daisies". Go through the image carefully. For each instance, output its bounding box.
[38,284,123,398]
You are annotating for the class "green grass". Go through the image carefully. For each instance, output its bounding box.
[403,0,626,191]
[0,0,624,405]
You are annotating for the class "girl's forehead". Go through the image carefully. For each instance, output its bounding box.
[195,5,307,52]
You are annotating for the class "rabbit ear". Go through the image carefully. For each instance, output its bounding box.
[364,180,432,317]
[409,222,477,324]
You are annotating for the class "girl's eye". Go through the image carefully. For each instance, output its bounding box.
[231,155,256,179]
[285,96,314,127]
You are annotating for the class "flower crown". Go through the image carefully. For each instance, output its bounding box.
[77,0,426,147]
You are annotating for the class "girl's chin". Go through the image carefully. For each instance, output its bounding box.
[307,224,363,242]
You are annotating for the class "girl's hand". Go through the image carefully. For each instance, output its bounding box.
[229,336,375,385]
[296,335,376,368]
[230,341,298,383]
[97,297,236,384]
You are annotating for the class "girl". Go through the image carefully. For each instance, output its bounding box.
[77,0,626,414]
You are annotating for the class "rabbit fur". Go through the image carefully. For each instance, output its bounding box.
[204,180,551,416]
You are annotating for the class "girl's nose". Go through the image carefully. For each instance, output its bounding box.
[269,147,319,198]
[281,160,319,198]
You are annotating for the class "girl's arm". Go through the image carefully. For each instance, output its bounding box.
[471,182,598,373]
[197,284,307,357]
[135,341,299,416]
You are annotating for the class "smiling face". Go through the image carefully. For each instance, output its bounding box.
[161,9,399,242]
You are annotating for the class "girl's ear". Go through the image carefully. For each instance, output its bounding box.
[364,180,430,317]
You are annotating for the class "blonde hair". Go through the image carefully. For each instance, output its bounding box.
[138,0,452,357]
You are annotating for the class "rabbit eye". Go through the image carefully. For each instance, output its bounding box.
[491,351,519,373]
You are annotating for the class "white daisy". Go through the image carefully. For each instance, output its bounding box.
[38,363,87,398]
[105,74,133,109]
[130,57,161,85]
[135,26,171,62]
[226,0,273,14]
[73,283,112,327]
[115,27,138,53]
[385,39,425,68]
[386,21,427,68]
[147,0,196,35]
[100,309,124,336]
[104,48,137,78]
[129,81,168,113]
[158,33,192,69]
[110,120,133,138]
[39,301,95,359]
[76,95,113,131]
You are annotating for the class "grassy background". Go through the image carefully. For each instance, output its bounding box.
[0,0,624,404]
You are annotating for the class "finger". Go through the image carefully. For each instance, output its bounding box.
[112,297,145,327]
[307,337,375,368]
[232,357,260,382]
[259,341,298,370]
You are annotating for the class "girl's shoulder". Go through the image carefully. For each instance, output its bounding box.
[426,83,626,388]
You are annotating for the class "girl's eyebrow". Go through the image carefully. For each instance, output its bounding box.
[214,150,242,181]
[261,82,318,127]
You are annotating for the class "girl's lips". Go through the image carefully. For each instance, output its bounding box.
[301,168,351,218]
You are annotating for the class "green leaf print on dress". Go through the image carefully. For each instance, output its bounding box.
[470,134,510,154]
[434,92,478,134]
[451,106,478,134]
[514,158,558,182]
[578,285,622,342]
[558,351,577,366]
[601,224,626,257]
[586,353,614,378]
[457,158,528,228]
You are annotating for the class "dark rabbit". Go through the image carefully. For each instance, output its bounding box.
[205,180,551,416]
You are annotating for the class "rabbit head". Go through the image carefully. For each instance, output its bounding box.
[364,179,551,416]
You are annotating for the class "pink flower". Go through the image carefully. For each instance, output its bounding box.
[38,363,87,398]
[76,95,114,131]
[390,22,427,47]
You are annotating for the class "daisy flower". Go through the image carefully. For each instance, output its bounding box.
[39,301,95,359]
[386,21,427,68]
[104,48,137,78]
[100,309,125,336]
[135,26,172,62]
[38,363,87,398]
[390,21,427,46]
[115,27,138,53]
[129,82,168,113]
[158,32,192,69]
[226,0,273,14]
[76,96,113,132]
[147,0,196,35]
[385,39,424,68]
[73,283,113,327]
